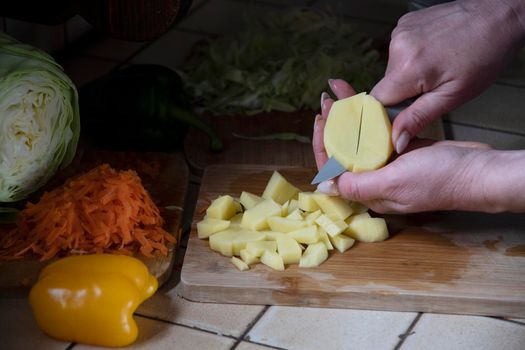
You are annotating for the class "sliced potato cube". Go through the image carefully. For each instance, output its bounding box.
[350,201,369,214]
[267,216,305,233]
[315,214,347,237]
[264,231,286,241]
[240,249,260,265]
[298,192,320,212]
[299,242,328,268]
[229,213,243,229]
[345,212,371,224]
[288,199,299,214]
[304,209,322,225]
[317,227,334,250]
[233,200,243,213]
[246,241,277,257]
[262,171,300,205]
[287,225,319,244]
[345,217,389,242]
[209,230,238,257]
[281,200,290,216]
[261,250,285,271]
[286,209,303,221]
[241,199,282,230]
[312,193,353,220]
[197,218,231,239]
[329,234,355,253]
[231,256,249,271]
[276,235,302,264]
[240,191,262,210]
[206,195,237,220]
[232,230,267,256]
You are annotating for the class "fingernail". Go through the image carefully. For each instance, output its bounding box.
[396,131,410,154]
[328,78,336,91]
[317,180,340,196]
[320,92,330,107]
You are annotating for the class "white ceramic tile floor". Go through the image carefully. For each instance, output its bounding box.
[0,298,70,350]
[130,30,206,71]
[446,83,525,135]
[446,122,525,150]
[311,0,408,24]
[401,314,525,350]
[75,316,235,350]
[246,306,417,350]
[231,0,312,7]
[137,284,266,338]
[235,341,278,350]
[177,0,279,36]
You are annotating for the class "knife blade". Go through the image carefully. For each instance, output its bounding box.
[311,97,416,185]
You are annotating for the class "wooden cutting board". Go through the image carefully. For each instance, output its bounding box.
[0,151,188,296]
[180,164,525,318]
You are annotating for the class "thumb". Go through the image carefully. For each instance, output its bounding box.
[370,73,419,106]
[335,169,389,202]
[391,89,453,152]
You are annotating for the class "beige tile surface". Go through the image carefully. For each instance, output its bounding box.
[508,318,525,324]
[137,283,265,337]
[402,314,525,350]
[247,306,416,350]
[312,0,407,23]
[0,298,70,350]
[76,316,235,350]
[130,30,205,71]
[446,83,525,135]
[178,0,277,35]
[236,341,278,350]
[446,122,525,150]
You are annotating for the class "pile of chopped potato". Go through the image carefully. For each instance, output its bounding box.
[197,171,388,271]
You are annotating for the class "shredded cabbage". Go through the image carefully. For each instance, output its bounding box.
[0,33,79,202]
[180,7,386,116]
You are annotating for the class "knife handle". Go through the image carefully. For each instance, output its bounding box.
[385,97,417,121]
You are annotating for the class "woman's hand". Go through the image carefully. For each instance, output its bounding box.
[371,0,525,153]
[314,79,497,214]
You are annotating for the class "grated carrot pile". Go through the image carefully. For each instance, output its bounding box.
[0,164,175,261]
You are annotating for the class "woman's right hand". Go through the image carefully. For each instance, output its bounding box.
[371,0,525,153]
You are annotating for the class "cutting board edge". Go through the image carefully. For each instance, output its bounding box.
[178,278,525,318]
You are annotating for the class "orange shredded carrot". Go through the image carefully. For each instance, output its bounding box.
[0,164,175,261]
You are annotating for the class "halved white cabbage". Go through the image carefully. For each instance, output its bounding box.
[0,33,79,202]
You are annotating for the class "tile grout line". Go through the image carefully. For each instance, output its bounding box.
[135,313,239,340]
[443,120,525,138]
[392,312,422,350]
[242,340,288,350]
[230,305,270,350]
[490,316,525,327]
[494,80,525,89]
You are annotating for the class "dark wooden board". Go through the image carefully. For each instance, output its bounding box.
[183,112,444,173]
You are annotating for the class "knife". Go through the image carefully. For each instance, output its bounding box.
[311,98,415,185]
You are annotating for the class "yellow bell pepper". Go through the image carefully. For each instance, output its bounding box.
[29,254,158,347]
